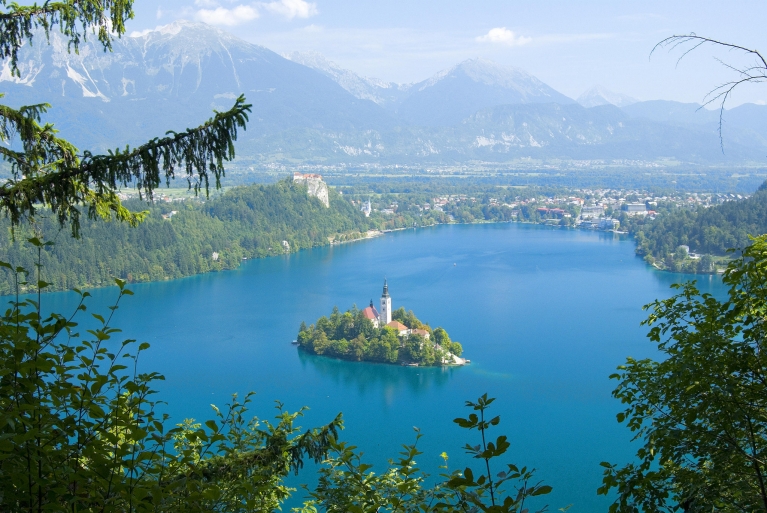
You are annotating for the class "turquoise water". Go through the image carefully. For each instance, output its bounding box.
[38,223,725,511]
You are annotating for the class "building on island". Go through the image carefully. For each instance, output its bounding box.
[361,279,394,328]
[387,320,409,336]
[359,280,466,365]
[361,301,380,328]
[380,279,392,325]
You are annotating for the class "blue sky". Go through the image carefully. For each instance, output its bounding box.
[127,0,767,105]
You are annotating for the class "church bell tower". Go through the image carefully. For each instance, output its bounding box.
[380,279,392,325]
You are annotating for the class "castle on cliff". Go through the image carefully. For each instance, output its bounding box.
[293,172,329,207]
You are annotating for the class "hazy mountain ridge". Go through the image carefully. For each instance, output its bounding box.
[578,86,638,108]
[285,51,410,107]
[234,103,766,166]
[2,21,767,167]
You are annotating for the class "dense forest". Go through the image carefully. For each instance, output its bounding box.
[297,306,464,366]
[0,178,371,294]
[631,181,767,272]
[1,179,540,294]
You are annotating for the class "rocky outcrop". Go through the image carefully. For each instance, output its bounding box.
[293,172,329,207]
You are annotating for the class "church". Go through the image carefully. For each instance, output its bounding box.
[361,280,392,329]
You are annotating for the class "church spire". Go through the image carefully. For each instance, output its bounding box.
[380,279,391,325]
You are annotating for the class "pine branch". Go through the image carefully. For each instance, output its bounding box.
[80,95,252,199]
[0,96,252,236]
[0,0,134,76]
[0,101,78,175]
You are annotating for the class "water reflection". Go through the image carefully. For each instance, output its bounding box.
[298,350,459,396]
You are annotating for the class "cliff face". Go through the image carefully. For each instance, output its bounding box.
[293,173,330,207]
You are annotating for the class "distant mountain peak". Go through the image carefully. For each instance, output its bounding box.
[130,20,228,39]
[396,58,574,126]
[285,51,407,106]
[578,85,637,108]
[448,58,537,87]
[126,20,256,56]
[416,58,570,102]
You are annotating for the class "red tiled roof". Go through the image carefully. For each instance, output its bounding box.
[387,321,408,330]
[362,306,379,319]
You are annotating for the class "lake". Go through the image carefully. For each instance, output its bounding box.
[38,223,725,511]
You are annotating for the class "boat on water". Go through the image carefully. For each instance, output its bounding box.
[290,340,299,345]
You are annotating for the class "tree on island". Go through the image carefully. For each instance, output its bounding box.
[298,306,463,365]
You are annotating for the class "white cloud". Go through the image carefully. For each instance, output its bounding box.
[476,27,531,46]
[195,4,260,26]
[263,0,318,20]
[156,6,164,19]
[194,0,220,7]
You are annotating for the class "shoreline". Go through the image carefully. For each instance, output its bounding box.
[3,218,721,296]
[296,345,469,368]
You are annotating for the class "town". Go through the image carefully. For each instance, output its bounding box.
[348,186,749,233]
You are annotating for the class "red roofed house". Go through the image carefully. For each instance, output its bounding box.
[386,320,410,336]
[411,328,430,340]
[361,300,380,328]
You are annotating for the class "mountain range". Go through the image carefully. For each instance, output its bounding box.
[2,20,767,169]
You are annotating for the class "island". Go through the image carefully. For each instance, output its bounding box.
[296,281,466,366]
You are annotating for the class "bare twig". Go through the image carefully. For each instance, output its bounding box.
[652,34,767,152]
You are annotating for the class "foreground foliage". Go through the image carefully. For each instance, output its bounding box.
[302,394,552,513]
[297,306,463,366]
[0,248,342,512]
[599,234,767,512]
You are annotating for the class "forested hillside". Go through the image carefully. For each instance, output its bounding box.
[634,181,767,271]
[0,179,371,294]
